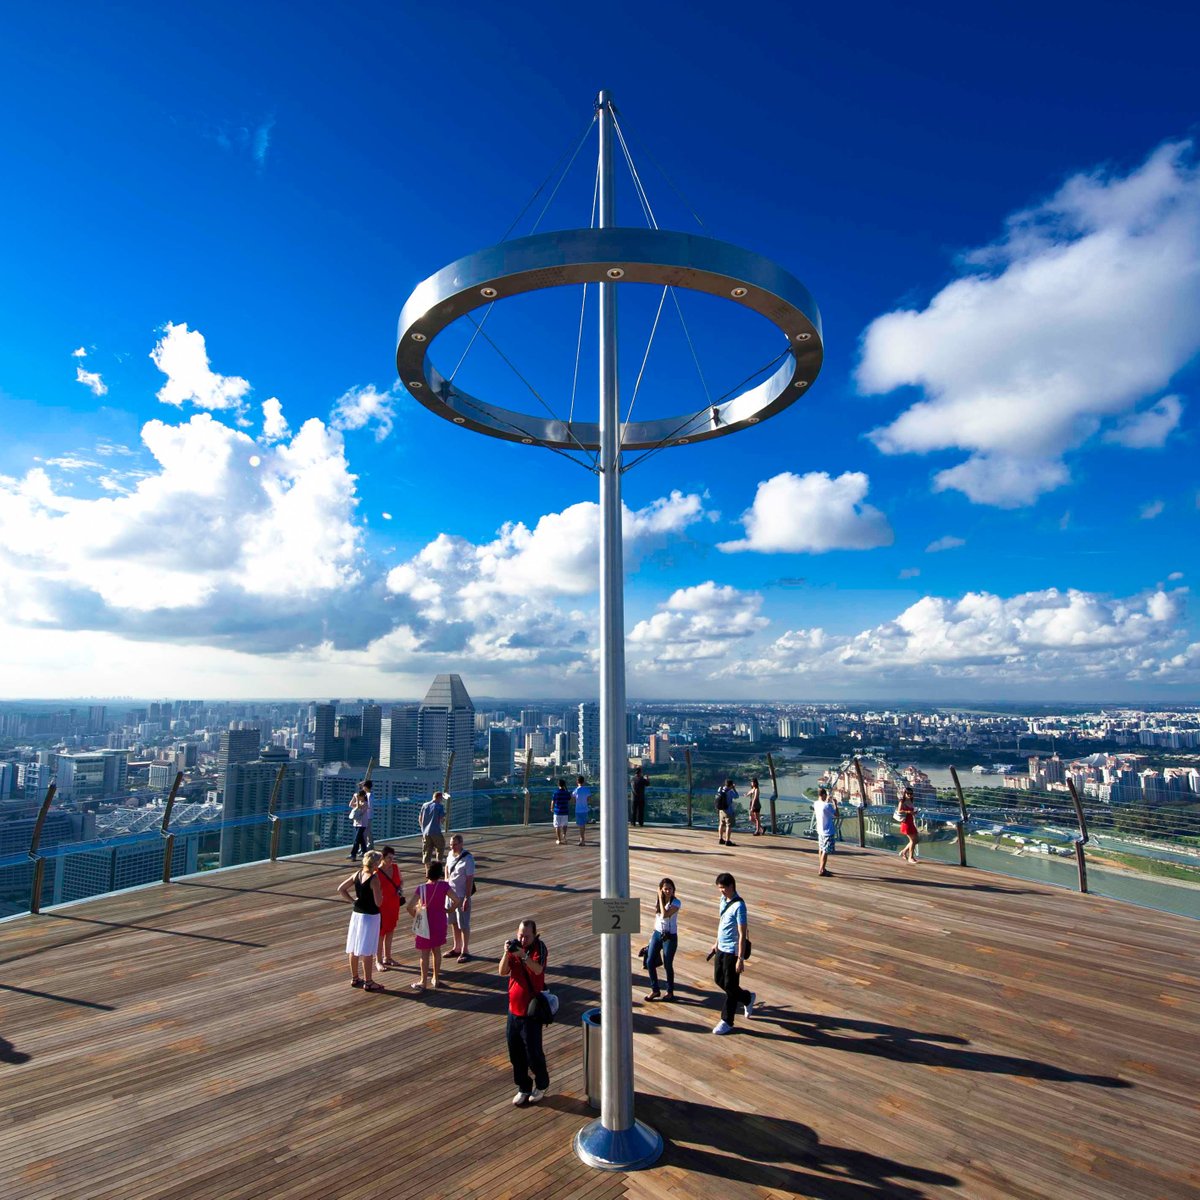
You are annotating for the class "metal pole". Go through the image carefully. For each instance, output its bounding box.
[949,765,969,867]
[575,87,661,1172]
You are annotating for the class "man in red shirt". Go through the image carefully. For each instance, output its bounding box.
[498,918,549,1106]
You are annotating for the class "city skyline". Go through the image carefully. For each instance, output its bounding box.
[1,3,1198,702]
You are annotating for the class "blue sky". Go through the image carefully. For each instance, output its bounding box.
[1,0,1198,701]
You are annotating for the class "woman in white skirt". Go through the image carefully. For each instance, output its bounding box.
[338,849,385,992]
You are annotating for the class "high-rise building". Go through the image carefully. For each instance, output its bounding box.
[360,704,383,768]
[54,750,128,801]
[577,702,600,774]
[217,728,261,797]
[380,705,419,769]
[313,703,337,765]
[487,728,513,781]
[221,747,317,867]
[554,730,576,767]
[625,712,639,745]
[520,708,544,731]
[418,675,475,796]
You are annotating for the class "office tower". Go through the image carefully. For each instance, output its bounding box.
[0,762,13,800]
[217,728,261,797]
[381,705,419,769]
[625,712,638,744]
[418,674,474,796]
[313,703,337,765]
[174,743,199,770]
[745,717,759,743]
[360,704,383,768]
[554,730,576,767]
[54,750,128,801]
[487,727,513,781]
[577,702,600,774]
[520,708,543,731]
[148,762,176,789]
[88,705,107,735]
[220,746,317,867]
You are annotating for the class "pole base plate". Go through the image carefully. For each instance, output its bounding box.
[574,1117,663,1171]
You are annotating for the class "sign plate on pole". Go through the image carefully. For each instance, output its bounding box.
[591,897,640,936]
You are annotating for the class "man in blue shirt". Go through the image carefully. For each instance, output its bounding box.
[550,778,571,846]
[419,791,447,864]
[710,872,754,1034]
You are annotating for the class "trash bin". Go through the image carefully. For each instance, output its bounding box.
[581,1007,601,1110]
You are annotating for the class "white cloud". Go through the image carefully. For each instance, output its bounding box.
[735,586,1190,685]
[150,321,251,412]
[382,512,393,521]
[261,396,290,442]
[1103,394,1184,448]
[1140,499,1166,520]
[330,384,397,441]
[1168,571,1184,581]
[859,140,1200,506]
[899,567,921,579]
[75,367,107,396]
[71,346,87,358]
[253,116,275,167]
[925,535,965,553]
[717,471,893,553]
[628,583,770,671]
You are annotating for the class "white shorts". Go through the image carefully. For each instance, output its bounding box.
[553,814,569,828]
[345,911,380,957]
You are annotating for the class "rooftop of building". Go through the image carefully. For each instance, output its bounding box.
[3,825,1198,1199]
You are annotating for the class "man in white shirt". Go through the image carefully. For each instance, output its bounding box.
[445,833,476,962]
[812,786,837,877]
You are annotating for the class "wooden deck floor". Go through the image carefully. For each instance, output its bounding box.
[2,825,1198,1200]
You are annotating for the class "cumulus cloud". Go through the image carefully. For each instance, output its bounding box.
[330,384,398,441]
[1103,394,1184,448]
[1140,499,1166,520]
[926,535,966,553]
[859,140,1200,506]
[717,471,893,553]
[261,396,290,442]
[732,586,1190,685]
[899,567,921,579]
[75,367,107,396]
[150,321,251,412]
[71,347,87,358]
[628,583,769,670]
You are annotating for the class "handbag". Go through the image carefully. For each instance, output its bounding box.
[412,884,431,940]
[892,806,905,823]
[528,990,558,1024]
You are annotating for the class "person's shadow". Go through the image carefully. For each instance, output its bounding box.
[552,1092,958,1197]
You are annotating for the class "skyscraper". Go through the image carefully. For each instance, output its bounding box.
[359,704,383,768]
[418,674,474,796]
[313,703,337,765]
[217,728,262,796]
[380,705,419,769]
[221,746,317,867]
[487,727,513,781]
[577,702,600,775]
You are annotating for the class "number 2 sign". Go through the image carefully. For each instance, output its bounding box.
[591,897,641,936]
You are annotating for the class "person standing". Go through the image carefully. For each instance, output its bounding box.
[337,849,385,992]
[812,787,837,877]
[375,845,404,970]
[896,785,920,863]
[406,860,461,992]
[551,778,571,846]
[716,778,738,847]
[710,872,754,1034]
[445,833,476,963]
[419,790,447,864]
[361,779,375,850]
[573,775,592,846]
[748,776,764,836]
[643,878,680,1002]
[499,919,549,1107]
[348,787,372,861]
[630,765,648,828]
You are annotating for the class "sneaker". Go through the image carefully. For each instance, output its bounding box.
[512,1091,530,1107]
[712,1020,734,1035]
[528,1087,546,1103]
[743,992,756,1019]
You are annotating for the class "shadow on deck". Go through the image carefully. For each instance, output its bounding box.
[2,826,1198,1200]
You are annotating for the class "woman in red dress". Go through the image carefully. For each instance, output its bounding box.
[375,845,404,971]
[897,785,920,863]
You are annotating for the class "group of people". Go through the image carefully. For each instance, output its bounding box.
[549,776,593,846]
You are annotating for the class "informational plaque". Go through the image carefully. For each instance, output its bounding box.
[591,897,641,935]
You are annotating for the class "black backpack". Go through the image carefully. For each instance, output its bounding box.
[716,787,729,811]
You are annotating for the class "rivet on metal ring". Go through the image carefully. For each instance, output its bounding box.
[606,267,625,279]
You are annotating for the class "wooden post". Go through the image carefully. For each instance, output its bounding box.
[684,748,694,829]
[267,763,287,862]
[27,782,57,915]
[949,765,969,868]
[766,753,779,835]
[521,748,533,826]
[852,759,869,848]
[1067,779,1090,894]
[161,771,184,883]
[442,751,456,832]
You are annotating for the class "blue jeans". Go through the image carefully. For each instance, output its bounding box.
[646,930,677,994]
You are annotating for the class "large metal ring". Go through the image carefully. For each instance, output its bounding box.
[396,227,823,451]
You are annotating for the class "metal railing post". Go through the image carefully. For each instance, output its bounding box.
[27,782,57,915]
[949,765,969,867]
[522,748,533,826]
[684,749,693,828]
[1067,779,1090,894]
[267,764,287,862]
[766,753,779,835]
[160,771,183,883]
[852,758,868,847]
